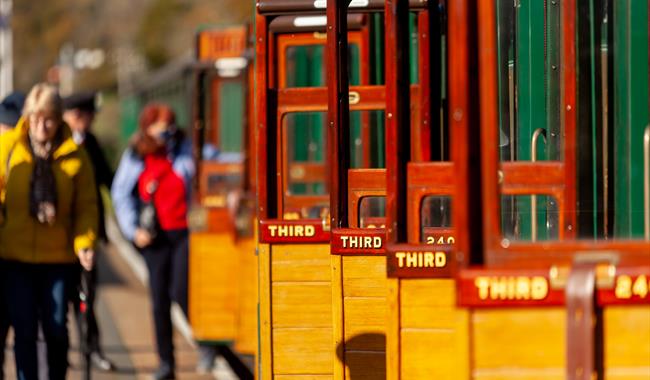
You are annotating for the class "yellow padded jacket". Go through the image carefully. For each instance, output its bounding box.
[0,117,98,264]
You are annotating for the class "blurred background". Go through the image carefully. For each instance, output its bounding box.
[3,0,253,166]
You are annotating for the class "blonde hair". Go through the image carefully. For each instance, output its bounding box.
[23,83,62,121]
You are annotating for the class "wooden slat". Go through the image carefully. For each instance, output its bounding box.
[343,297,386,352]
[275,376,333,380]
[400,279,460,329]
[271,245,331,282]
[272,283,332,328]
[401,329,470,380]
[344,351,386,380]
[341,256,387,297]
[272,328,334,375]
[235,238,258,355]
[259,243,272,380]
[472,309,565,369]
[604,306,650,372]
[331,254,345,380]
[386,279,400,380]
[189,233,239,340]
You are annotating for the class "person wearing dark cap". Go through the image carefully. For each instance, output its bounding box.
[0,91,25,380]
[62,91,116,372]
[0,91,25,135]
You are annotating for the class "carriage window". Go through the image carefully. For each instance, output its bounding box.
[285,43,361,88]
[493,0,650,242]
[202,172,243,208]
[500,195,560,242]
[420,196,453,244]
[282,112,329,219]
[350,110,385,169]
[359,196,386,229]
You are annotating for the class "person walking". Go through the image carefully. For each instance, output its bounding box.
[0,90,26,380]
[111,104,194,380]
[62,91,117,372]
[0,83,98,380]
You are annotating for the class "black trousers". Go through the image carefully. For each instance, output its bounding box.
[140,229,189,369]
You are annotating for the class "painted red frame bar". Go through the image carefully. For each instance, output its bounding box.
[387,244,455,278]
[458,266,650,308]
[259,220,330,243]
[331,228,386,255]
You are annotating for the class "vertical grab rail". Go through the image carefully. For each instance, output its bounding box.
[643,125,650,240]
[531,128,547,242]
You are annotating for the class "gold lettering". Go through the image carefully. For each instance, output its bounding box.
[373,236,382,248]
[507,277,516,299]
[632,275,648,298]
[278,225,289,237]
[426,236,434,244]
[396,252,406,267]
[364,236,372,248]
[305,225,315,236]
[424,253,435,267]
[294,225,304,236]
[475,277,490,300]
[341,236,349,248]
[447,236,456,244]
[406,253,418,268]
[490,278,508,300]
[615,275,632,299]
[434,251,446,267]
[268,225,278,237]
[530,277,549,300]
[515,277,531,300]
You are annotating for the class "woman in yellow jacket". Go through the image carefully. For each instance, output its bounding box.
[0,83,98,380]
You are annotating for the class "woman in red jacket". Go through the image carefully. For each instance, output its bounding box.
[112,104,193,379]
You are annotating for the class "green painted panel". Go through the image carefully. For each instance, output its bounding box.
[218,81,244,153]
[613,0,649,238]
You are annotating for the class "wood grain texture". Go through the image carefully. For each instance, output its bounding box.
[272,328,334,375]
[258,242,272,380]
[604,306,650,376]
[341,256,387,297]
[269,244,334,378]
[344,351,386,380]
[472,308,565,370]
[396,279,470,379]
[189,233,239,341]
[271,246,332,282]
[235,237,258,355]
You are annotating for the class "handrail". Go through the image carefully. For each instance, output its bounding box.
[643,125,650,240]
[531,128,547,242]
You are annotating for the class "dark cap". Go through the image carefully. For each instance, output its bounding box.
[0,91,26,127]
[62,91,98,113]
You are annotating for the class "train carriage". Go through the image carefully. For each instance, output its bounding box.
[327,0,649,379]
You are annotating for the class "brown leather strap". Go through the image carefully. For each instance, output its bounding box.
[565,262,603,380]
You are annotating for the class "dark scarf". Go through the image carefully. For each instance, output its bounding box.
[28,129,60,225]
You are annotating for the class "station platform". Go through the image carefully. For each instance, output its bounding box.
[1,240,230,379]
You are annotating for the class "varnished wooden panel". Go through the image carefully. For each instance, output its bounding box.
[189,232,239,341]
[344,351,385,380]
[235,237,258,355]
[272,283,332,327]
[341,256,387,297]
[272,245,332,282]
[400,279,459,329]
[604,306,650,379]
[472,308,565,370]
[275,376,333,380]
[272,328,334,375]
[343,297,386,352]
[401,329,470,380]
